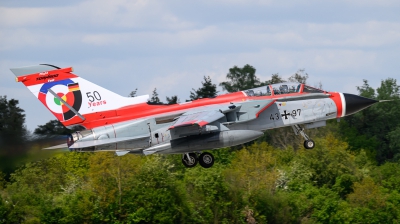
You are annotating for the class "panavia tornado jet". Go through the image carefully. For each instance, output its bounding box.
[11,64,378,168]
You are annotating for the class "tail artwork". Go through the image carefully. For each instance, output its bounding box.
[11,64,149,128]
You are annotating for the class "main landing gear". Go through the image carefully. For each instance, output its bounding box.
[293,124,315,149]
[182,152,215,168]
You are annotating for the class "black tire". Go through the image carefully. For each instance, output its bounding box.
[304,140,315,149]
[182,153,198,168]
[199,152,214,168]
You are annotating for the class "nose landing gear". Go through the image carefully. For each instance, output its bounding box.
[182,152,215,168]
[304,139,315,149]
[293,124,315,149]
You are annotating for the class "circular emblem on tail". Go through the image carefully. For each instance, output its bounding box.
[38,79,82,121]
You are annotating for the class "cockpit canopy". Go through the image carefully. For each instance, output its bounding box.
[243,82,324,96]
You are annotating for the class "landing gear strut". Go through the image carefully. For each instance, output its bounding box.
[293,124,315,149]
[182,152,215,168]
[182,153,198,168]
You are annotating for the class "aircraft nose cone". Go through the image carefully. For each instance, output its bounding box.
[343,93,378,116]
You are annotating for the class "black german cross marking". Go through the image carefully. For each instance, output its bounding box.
[281,110,290,120]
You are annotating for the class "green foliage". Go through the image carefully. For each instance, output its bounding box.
[341,78,400,163]
[225,142,278,196]
[209,147,236,166]
[332,174,357,199]
[370,162,400,192]
[295,134,357,188]
[344,177,396,223]
[34,120,76,135]
[1,133,400,223]
[190,76,218,100]
[0,172,5,190]
[388,127,400,159]
[185,164,231,223]
[0,194,10,224]
[149,88,161,104]
[376,78,400,100]
[166,95,178,104]
[219,64,261,92]
[287,69,309,84]
[0,96,27,137]
[337,120,378,159]
[357,79,376,98]
[267,73,285,85]
[128,88,138,97]
[0,96,28,176]
[125,156,189,223]
[206,65,308,95]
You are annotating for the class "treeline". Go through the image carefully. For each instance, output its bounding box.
[0,65,399,223]
[1,135,400,223]
[136,65,309,104]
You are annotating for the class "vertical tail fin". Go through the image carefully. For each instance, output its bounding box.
[11,64,148,126]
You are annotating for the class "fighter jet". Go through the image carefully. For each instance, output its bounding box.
[11,64,378,168]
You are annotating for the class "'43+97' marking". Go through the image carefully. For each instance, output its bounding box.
[270,109,301,120]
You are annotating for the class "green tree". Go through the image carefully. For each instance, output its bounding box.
[4,157,67,222]
[166,95,178,104]
[288,69,309,84]
[1,152,93,223]
[148,88,161,104]
[0,194,9,223]
[374,78,400,162]
[128,88,138,97]
[371,162,400,192]
[377,78,400,100]
[225,142,278,195]
[125,155,189,223]
[34,120,75,135]
[0,96,26,138]
[266,73,286,84]
[341,78,400,163]
[0,172,7,223]
[296,134,357,188]
[0,96,28,176]
[219,64,262,92]
[275,185,342,223]
[190,76,218,100]
[185,164,232,223]
[388,127,400,159]
[0,171,5,190]
[357,79,376,98]
[337,120,378,159]
[345,177,391,223]
[224,143,280,223]
[87,152,142,221]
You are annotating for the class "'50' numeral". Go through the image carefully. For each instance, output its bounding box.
[86,91,101,102]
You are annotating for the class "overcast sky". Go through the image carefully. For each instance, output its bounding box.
[1,0,399,132]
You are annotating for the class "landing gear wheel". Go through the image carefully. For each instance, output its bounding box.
[199,152,214,168]
[304,140,315,149]
[182,153,198,168]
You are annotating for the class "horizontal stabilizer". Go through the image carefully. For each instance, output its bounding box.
[10,64,61,77]
[115,150,130,156]
[43,143,68,150]
[69,134,149,149]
